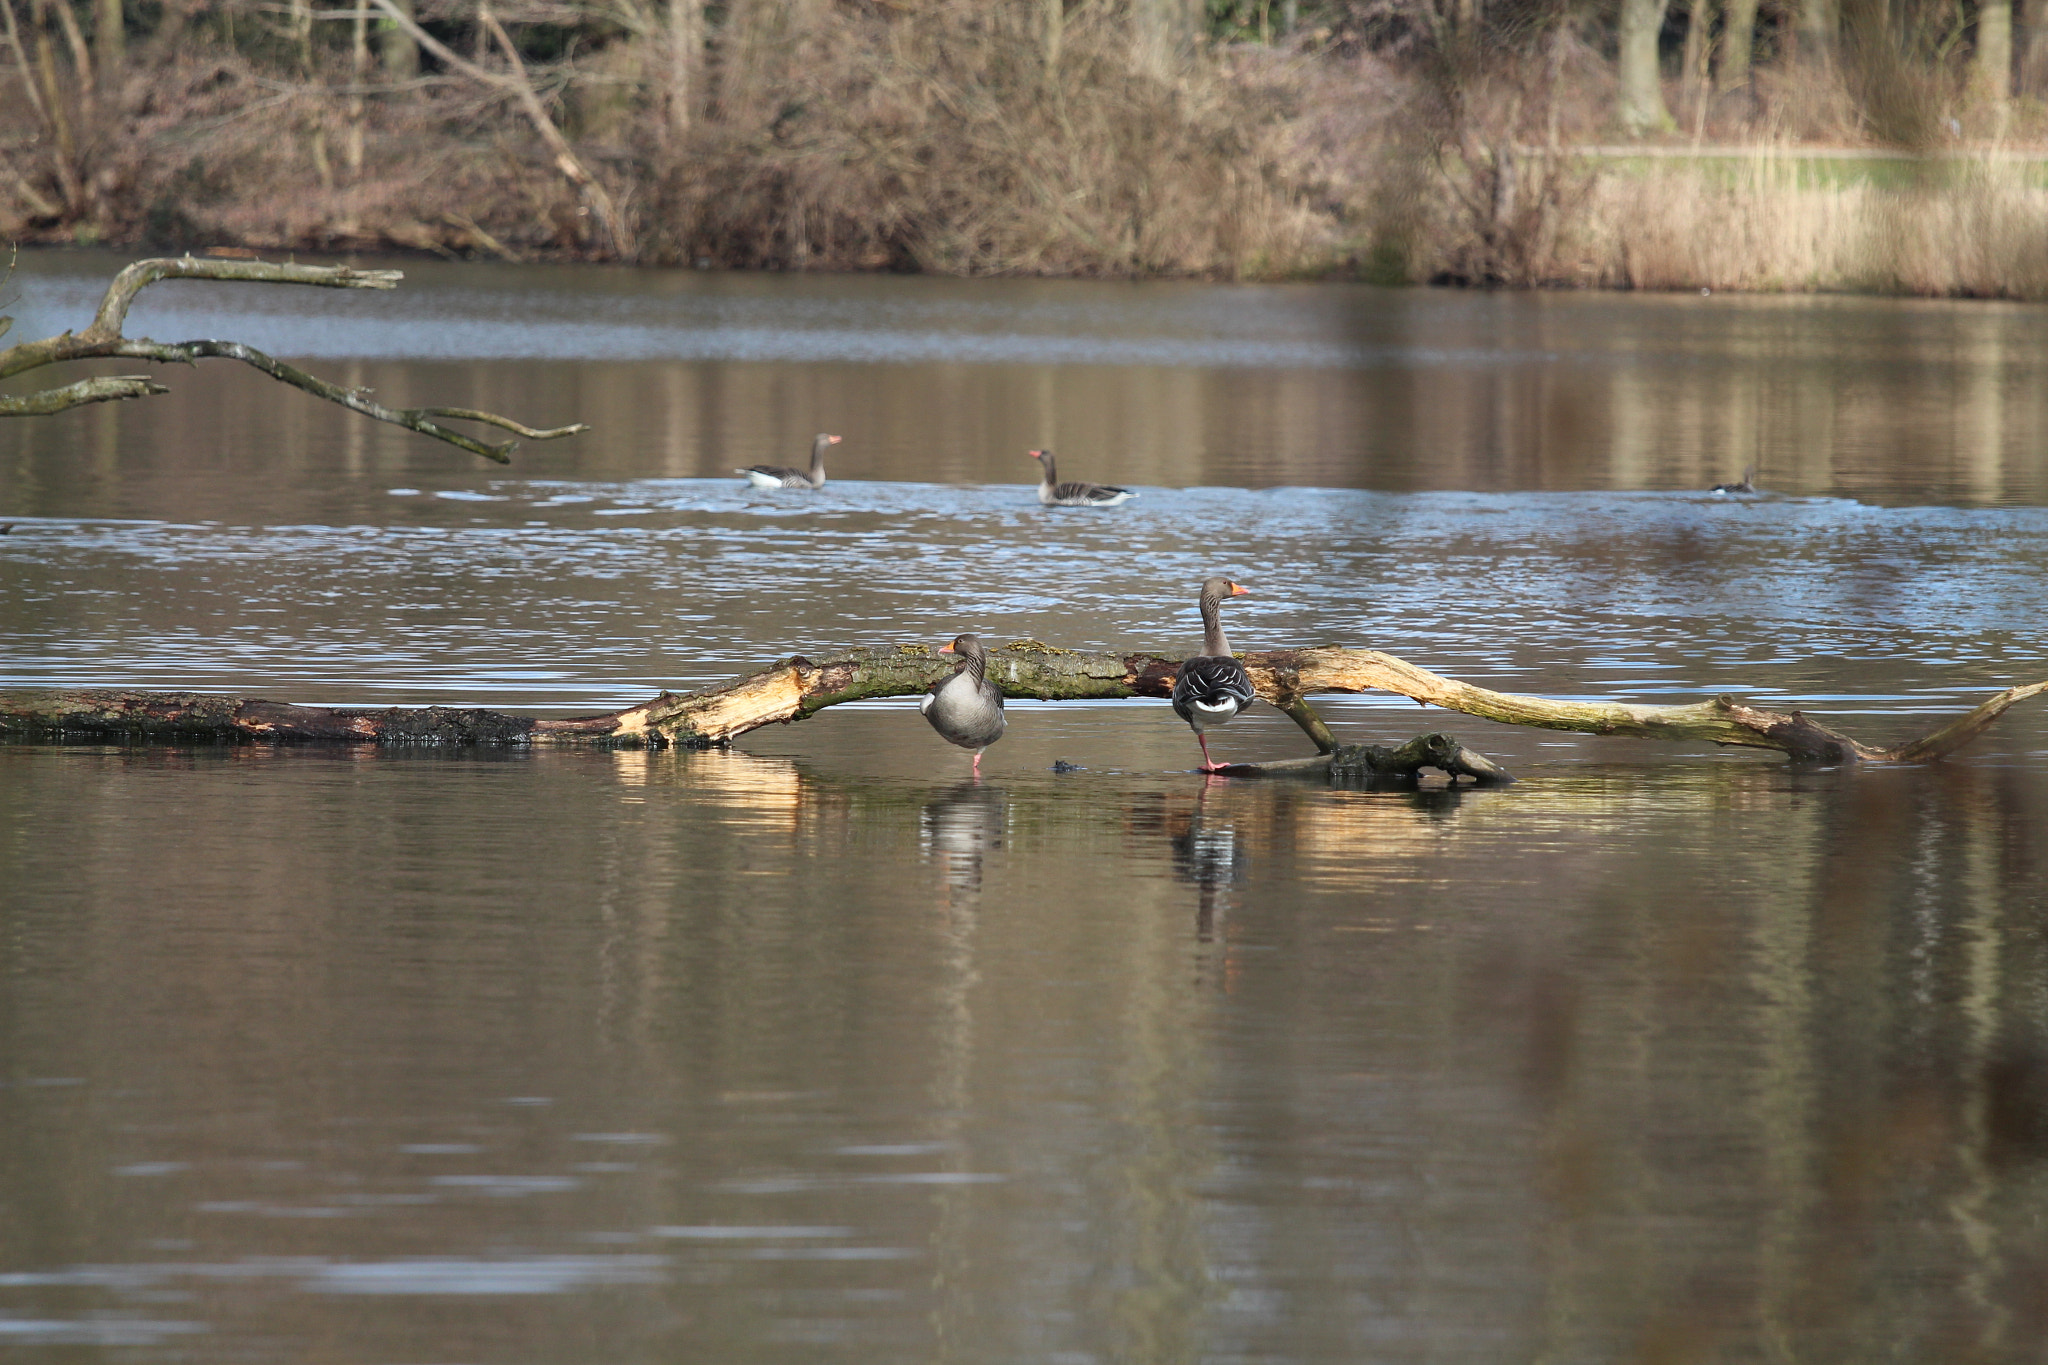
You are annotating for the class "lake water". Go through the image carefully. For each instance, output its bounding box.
[3,252,2047,1363]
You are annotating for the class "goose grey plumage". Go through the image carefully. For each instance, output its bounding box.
[1711,466,1757,495]
[738,433,842,489]
[1171,576,1255,773]
[1029,450,1136,507]
[921,633,1007,776]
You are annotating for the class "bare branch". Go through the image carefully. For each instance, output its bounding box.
[0,374,168,414]
[0,255,586,463]
[418,406,588,439]
[82,256,401,345]
[1886,680,2048,763]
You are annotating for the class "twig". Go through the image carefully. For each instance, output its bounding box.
[0,374,168,414]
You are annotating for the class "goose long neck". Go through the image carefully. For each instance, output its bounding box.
[951,637,988,682]
[809,435,831,478]
[1200,594,1231,657]
[1036,452,1055,487]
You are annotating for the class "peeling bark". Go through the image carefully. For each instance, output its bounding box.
[4,645,2040,769]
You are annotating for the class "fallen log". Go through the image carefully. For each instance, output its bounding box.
[3,644,2041,768]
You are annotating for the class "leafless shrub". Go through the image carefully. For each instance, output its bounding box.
[642,2,1334,277]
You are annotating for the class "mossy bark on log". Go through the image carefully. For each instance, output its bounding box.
[3,645,2042,766]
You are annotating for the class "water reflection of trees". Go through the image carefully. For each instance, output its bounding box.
[4,750,2047,1360]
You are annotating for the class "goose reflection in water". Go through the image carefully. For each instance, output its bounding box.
[1172,786,1247,944]
[920,779,1007,897]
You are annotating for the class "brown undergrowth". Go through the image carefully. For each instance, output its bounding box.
[5,2,2048,296]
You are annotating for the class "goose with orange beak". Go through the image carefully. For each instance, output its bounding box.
[1170,577,1255,773]
[922,634,1007,777]
[737,433,843,490]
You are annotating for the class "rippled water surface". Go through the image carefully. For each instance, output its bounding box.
[3,253,2048,1364]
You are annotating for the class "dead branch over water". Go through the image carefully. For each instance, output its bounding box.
[0,255,587,462]
[4,646,2039,770]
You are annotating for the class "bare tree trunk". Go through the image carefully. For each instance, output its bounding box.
[92,0,121,84]
[378,0,418,79]
[1974,0,2014,106]
[1043,0,1063,79]
[1681,0,1714,117]
[1717,0,1759,89]
[344,0,368,232]
[1617,0,1675,135]
[2024,0,2048,93]
[1796,0,1838,64]
[1130,0,1199,80]
[665,0,700,142]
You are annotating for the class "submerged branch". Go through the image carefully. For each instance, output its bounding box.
[0,256,588,462]
[3,646,2038,770]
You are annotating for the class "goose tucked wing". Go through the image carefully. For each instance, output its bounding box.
[1052,480,1134,504]
[1171,655,1256,722]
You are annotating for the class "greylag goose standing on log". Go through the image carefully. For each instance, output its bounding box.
[921,634,1007,777]
[1171,577,1256,773]
[737,433,842,489]
[1029,450,1136,507]
[1710,467,1757,494]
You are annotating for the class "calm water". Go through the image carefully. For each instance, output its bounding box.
[3,252,2048,1363]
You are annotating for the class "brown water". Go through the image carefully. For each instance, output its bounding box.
[3,251,2048,1363]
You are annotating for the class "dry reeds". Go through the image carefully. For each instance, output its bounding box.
[1557,155,2048,297]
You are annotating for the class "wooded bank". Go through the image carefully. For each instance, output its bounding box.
[10,2,2048,294]
[5,645,2041,772]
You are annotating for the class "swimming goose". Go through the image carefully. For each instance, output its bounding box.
[1029,450,1136,507]
[1711,467,1756,495]
[737,433,842,490]
[921,634,1007,777]
[1171,577,1256,773]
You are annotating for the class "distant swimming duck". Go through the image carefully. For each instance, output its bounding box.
[1711,467,1757,495]
[1170,577,1256,773]
[1029,449,1136,507]
[921,633,1007,777]
[737,433,842,490]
